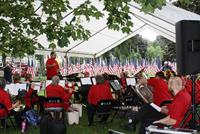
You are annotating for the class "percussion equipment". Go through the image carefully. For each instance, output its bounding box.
[146,125,197,134]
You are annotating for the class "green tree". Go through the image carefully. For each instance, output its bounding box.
[0,0,188,58]
[146,42,163,62]
[155,36,176,62]
[174,0,200,15]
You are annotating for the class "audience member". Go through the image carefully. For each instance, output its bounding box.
[13,73,21,83]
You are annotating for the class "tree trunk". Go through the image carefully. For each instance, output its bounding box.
[2,53,6,67]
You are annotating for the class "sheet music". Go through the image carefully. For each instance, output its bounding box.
[5,83,27,95]
[46,80,52,87]
[46,80,65,87]
[31,82,41,92]
[150,103,161,112]
[126,78,136,86]
[81,77,92,85]
[92,77,96,85]
[59,80,66,87]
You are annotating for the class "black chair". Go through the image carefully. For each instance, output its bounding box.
[0,103,16,133]
[95,99,113,123]
[44,97,65,121]
[110,95,137,122]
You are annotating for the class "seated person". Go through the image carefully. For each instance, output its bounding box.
[45,76,73,110]
[87,75,113,126]
[137,71,172,106]
[126,77,191,134]
[25,73,32,83]
[0,78,21,128]
[24,84,39,111]
[12,73,21,83]
[120,71,128,92]
[153,77,191,127]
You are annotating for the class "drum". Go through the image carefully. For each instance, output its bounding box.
[145,125,197,134]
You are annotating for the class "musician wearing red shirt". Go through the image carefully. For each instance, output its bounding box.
[139,71,172,106]
[45,76,73,110]
[46,51,60,80]
[87,75,113,126]
[153,77,191,128]
[0,79,20,128]
[0,79,12,119]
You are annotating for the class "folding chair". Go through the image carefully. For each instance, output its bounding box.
[44,97,65,121]
[0,103,16,133]
[95,99,113,123]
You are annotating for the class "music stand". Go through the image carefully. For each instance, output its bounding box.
[80,77,92,86]
[110,80,121,92]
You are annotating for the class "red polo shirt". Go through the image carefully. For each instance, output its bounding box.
[46,84,72,110]
[0,88,12,117]
[168,89,191,128]
[185,79,200,104]
[148,78,172,106]
[46,58,59,79]
[88,83,113,105]
[24,87,39,108]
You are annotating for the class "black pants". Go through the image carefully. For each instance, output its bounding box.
[131,104,166,134]
[87,104,96,125]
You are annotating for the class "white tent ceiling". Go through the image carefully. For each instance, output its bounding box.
[35,1,200,58]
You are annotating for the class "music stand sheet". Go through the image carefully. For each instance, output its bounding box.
[31,82,41,92]
[46,80,65,87]
[92,77,96,85]
[81,78,92,85]
[126,78,136,86]
[5,83,27,95]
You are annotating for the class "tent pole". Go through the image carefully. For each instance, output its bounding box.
[92,56,95,76]
[66,53,69,76]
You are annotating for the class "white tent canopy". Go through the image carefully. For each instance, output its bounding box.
[35,1,200,58]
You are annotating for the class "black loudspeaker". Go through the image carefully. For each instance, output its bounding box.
[176,20,200,75]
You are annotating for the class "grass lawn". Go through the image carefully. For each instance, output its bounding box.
[1,107,139,134]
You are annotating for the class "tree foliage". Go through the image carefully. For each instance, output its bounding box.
[0,0,189,58]
[102,34,147,65]
[155,36,176,62]
[174,0,200,15]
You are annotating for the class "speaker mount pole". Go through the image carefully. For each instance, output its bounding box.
[191,74,197,129]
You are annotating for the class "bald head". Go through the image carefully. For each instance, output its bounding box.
[168,77,183,95]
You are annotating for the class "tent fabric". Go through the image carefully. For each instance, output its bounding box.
[36,2,200,58]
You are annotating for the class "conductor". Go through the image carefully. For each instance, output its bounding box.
[46,51,60,80]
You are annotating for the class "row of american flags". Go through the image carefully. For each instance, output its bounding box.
[11,60,177,78]
[60,62,177,77]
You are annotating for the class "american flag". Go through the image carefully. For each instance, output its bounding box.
[12,67,17,74]
[26,67,35,78]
